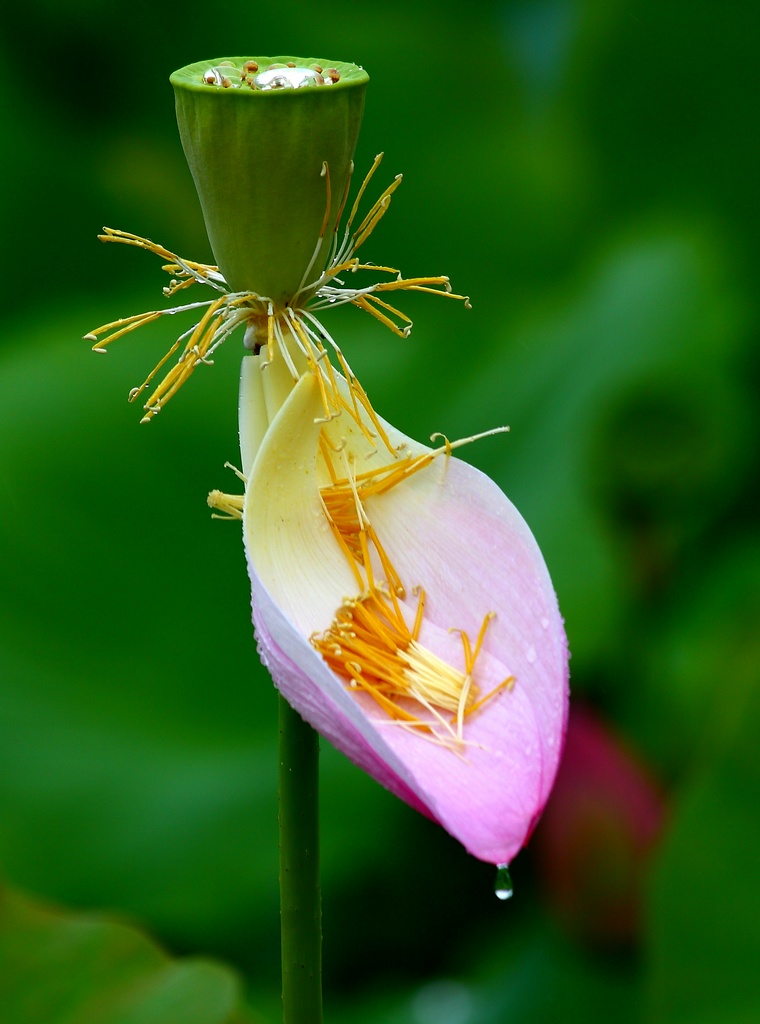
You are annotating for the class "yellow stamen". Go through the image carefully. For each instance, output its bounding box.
[88,158,470,425]
[137,296,230,421]
[313,450,512,748]
[206,463,246,520]
[319,425,510,510]
[207,490,244,520]
[342,152,386,241]
[311,587,503,746]
[97,227,225,290]
[351,294,413,338]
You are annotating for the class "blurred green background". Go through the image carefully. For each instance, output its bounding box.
[1,1,759,1022]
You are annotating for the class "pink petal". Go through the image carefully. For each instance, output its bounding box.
[244,368,569,864]
[365,455,569,859]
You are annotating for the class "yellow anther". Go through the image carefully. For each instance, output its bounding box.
[207,489,244,520]
[313,450,511,749]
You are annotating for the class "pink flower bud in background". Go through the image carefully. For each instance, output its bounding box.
[534,704,666,944]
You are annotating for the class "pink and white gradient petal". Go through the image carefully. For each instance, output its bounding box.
[242,366,569,864]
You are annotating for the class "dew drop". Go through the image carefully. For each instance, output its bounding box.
[255,66,325,90]
[526,645,537,664]
[540,616,550,630]
[494,863,513,900]
[202,65,242,88]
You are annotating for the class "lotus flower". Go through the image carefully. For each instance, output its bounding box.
[85,76,569,861]
[87,230,569,866]
[237,336,569,865]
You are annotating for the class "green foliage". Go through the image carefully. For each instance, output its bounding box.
[645,544,760,1024]
[0,886,256,1024]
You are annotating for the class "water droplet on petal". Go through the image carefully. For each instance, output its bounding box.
[526,645,537,663]
[494,862,513,900]
[540,616,550,630]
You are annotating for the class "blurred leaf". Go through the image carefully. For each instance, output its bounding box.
[0,886,257,1024]
[472,926,640,1024]
[329,916,641,1024]
[628,539,760,776]
[0,311,281,963]
[647,606,760,1024]
[444,221,749,670]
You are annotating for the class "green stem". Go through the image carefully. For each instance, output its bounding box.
[278,695,322,1023]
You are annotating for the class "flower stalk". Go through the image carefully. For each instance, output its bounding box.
[278,696,322,1024]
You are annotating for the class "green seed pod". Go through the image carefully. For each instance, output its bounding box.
[171,55,369,308]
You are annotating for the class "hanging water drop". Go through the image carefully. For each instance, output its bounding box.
[494,863,513,900]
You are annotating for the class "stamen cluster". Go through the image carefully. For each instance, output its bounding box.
[312,445,514,748]
[85,156,469,423]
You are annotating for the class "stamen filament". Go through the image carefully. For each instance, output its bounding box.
[342,153,384,242]
[352,294,412,337]
[90,158,470,423]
